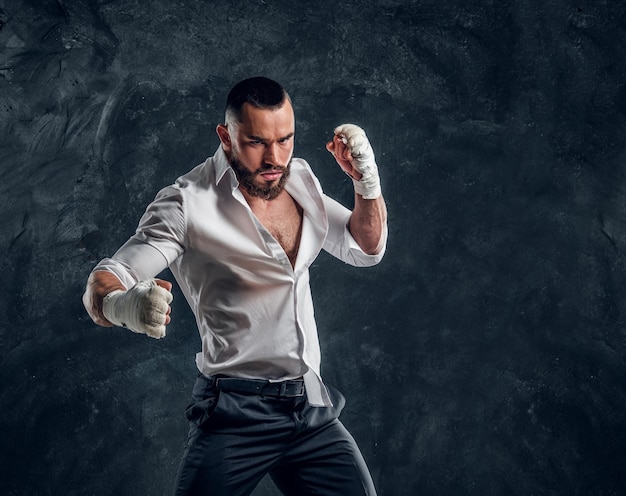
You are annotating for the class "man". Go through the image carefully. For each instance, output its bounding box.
[83,77,387,495]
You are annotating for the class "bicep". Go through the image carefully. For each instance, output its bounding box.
[321,194,386,267]
[92,185,186,286]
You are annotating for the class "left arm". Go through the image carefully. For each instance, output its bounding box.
[326,123,387,255]
[349,193,387,255]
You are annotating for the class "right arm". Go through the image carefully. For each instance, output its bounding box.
[82,185,185,336]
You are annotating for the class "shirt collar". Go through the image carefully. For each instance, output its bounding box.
[213,145,237,188]
[212,145,328,236]
[285,161,329,255]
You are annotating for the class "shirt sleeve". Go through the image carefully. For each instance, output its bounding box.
[92,185,186,288]
[321,194,388,267]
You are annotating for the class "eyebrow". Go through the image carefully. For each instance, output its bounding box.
[246,132,295,143]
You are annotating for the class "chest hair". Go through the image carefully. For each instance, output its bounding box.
[253,196,303,268]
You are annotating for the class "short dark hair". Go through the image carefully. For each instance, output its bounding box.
[225,77,289,125]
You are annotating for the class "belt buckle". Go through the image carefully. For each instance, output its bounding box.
[279,381,287,396]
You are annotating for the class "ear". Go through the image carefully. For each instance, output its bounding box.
[216,124,233,153]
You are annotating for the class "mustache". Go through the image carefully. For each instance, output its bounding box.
[255,164,288,174]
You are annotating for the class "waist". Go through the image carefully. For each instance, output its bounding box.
[207,374,305,398]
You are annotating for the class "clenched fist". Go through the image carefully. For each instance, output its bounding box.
[326,124,381,199]
[103,279,173,339]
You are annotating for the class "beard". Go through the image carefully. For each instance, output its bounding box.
[230,155,291,200]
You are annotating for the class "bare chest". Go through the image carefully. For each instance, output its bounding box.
[252,198,303,268]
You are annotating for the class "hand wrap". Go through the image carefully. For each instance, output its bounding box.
[102,279,172,339]
[335,124,381,200]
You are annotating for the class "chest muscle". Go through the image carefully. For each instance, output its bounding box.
[253,198,303,267]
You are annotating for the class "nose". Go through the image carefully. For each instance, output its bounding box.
[264,142,280,166]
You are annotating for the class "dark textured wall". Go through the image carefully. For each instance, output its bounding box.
[2,0,626,494]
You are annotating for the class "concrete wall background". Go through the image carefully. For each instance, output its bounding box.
[1,1,626,494]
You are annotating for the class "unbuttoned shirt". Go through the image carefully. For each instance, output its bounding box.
[93,146,387,406]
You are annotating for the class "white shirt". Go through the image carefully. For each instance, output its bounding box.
[93,147,387,406]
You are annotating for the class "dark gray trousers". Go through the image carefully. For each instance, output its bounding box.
[173,374,377,496]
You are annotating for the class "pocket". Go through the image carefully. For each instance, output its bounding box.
[184,375,222,429]
[298,383,347,430]
[325,384,346,416]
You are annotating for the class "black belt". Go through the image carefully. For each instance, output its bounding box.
[214,376,305,398]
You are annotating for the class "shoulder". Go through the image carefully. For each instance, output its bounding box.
[175,157,216,191]
[288,157,323,193]
[174,147,233,193]
[147,156,216,214]
[290,157,315,175]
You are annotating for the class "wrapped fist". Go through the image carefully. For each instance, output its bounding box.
[326,123,381,199]
[102,279,173,339]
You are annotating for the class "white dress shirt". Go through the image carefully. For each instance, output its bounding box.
[93,146,387,406]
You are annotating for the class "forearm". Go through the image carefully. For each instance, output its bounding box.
[326,123,387,255]
[348,193,387,255]
[82,270,126,327]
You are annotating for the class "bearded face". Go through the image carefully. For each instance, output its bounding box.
[229,153,292,200]
[217,99,296,200]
